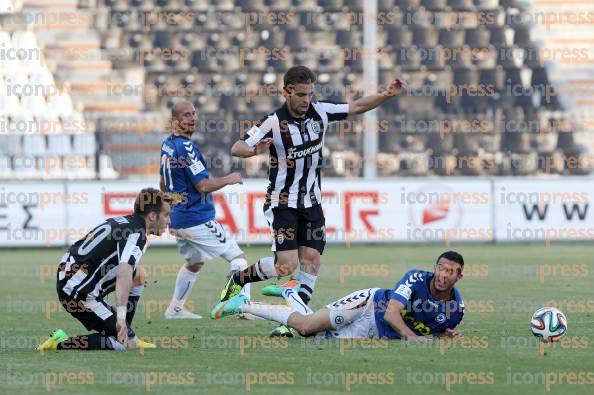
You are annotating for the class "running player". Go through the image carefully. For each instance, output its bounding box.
[212,251,464,340]
[160,100,254,319]
[37,188,171,351]
[215,65,407,336]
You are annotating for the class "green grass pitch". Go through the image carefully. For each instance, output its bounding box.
[1,244,593,394]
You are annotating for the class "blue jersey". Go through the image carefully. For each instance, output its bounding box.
[373,270,464,339]
[160,134,215,228]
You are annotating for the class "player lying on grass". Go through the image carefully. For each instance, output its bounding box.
[212,251,465,340]
[38,188,171,351]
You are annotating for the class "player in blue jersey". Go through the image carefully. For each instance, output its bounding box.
[211,251,465,340]
[160,100,265,319]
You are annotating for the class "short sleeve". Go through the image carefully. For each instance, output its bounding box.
[243,115,274,148]
[118,232,146,267]
[316,100,349,123]
[184,150,209,185]
[389,270,425,305]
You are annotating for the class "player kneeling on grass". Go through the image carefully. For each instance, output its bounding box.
[38,188,171,351]
[212,251,465,340]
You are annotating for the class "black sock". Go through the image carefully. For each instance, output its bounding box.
[57,333,114,350]
[233,259,271,286]
[298,284,313,305]
[127,295,140,326]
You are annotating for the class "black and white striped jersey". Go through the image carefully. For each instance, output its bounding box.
[242,101,349,209]
[57,214,148,301]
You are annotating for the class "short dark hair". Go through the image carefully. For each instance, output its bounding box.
[435,251,464,267]
[134,188,170,216]
[283,65,316,89]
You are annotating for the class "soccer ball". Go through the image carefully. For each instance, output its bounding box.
[530,307,567,342]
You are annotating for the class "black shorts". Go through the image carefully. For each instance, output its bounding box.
[57,291,119,337]
[264,204,326,254]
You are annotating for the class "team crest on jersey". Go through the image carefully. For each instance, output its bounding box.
[306,119,321,137]
[277,233,285,245]
[435,313,446,323]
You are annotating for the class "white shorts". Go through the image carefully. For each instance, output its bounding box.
[315,288,380,339]
[173,220,243,264]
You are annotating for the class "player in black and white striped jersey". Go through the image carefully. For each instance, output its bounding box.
[216,65,407,336]
[37,188,171,351]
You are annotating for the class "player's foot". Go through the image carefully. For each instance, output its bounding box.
[261,279,300,297]
[136,338,157,349]
[211,294,248,319]
[270,325,297,338]
[37,329,68,351]
[219,272,243,302]
[165,306,203,319]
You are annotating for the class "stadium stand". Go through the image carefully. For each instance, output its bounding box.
[0,0,590,179]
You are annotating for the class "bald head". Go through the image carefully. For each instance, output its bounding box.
[171,100,194,118]
[170,100,197,135]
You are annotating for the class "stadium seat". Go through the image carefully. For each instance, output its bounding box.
[395,0,421,8]
[378,0,394,11]
[399,152,430,176]
[284,27,307,49]
[439,29,465,48]
[412,27,438,47]
[386,26,413,47]
[421,0,447,11]
[448,0,475,11]
[465,28,490,48]
[46,134,72,156]
[489,26,514,47]
[318,0,343,11]
[23,134,46,157]
[474,0,499,10]
[427,132,455,155]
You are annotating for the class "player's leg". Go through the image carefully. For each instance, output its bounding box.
[296,204,326,305]
[318,288,379,339]
[218,226,251,300]
[211,287,315,328]
[269,206,324,336]
[127,266,147,327]
[166,225,208,319]
[219,207,299,301]
[45,297,128,351]
[296,246,320,305]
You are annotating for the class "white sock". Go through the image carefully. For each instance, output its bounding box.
[229,257,251,298]
[241,301,294,326]
[129,285,144,297]
[282,288,312,315]
[257,256,278,279]
[170,266,197,310]
[296,270,317,303]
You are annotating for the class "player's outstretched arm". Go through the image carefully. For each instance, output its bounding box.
[115,262,134,347]
[348,76,407,115]
[194,172,243,194]
[383,299,425,341]
[231,138,273,158]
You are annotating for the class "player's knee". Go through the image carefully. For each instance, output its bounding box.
[133,267,147,287]
[186,261,204,273]
[296,321,315,337]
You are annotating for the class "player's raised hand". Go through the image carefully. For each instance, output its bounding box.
[116,319,128,348]
[226,172,243,185]
[384,76,407,96]
[255,137,273,154]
